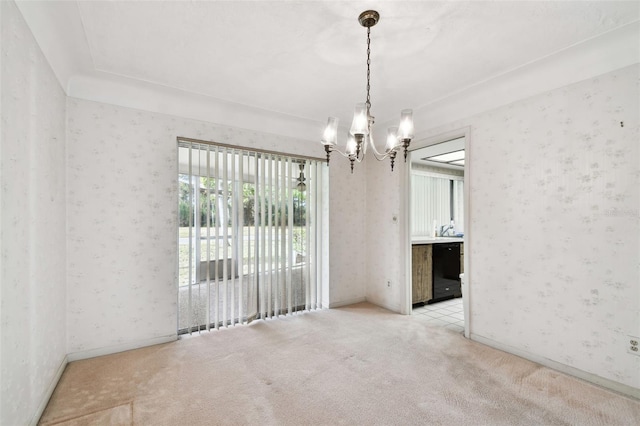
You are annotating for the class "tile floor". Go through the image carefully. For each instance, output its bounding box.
[412,297,464,334]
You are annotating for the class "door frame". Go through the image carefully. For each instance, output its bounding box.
[402,126,471,338]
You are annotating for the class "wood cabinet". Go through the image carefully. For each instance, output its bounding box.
[412,244,433,304]
[413,241,463,305]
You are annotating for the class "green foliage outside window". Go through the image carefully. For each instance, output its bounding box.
[179,175,307,228]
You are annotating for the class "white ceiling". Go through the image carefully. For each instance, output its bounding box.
[412,136,465,170]
[17,1,640,135]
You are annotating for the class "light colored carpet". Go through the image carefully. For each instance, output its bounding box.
[40,303,640,425]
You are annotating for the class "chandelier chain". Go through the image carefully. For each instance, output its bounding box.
[366,26,371,113]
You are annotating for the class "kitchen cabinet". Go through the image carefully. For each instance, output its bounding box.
[412,240,463,305]
[412,244,433,304]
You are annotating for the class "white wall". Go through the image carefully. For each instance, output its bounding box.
[467,65,639,391]
[66,98,366,356]
[0,2,367,416]
[327,160,367,307]
[365,159,407,312]
[368,64,640,392]
[0,1,67,424]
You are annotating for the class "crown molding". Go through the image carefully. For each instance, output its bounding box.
[17,0,639,143]
[406,21,640,137]
[68,72,323,142]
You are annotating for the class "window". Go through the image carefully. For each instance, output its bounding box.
[177,138,326,334]
[411,171,464,237]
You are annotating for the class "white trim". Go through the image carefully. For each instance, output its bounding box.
[471,333,640,399]
[412,127,472,152]
[462,129,471,339]
[403,127,471,327]
[67,334,177,362]
[68,74,322,142]
[30,355,68,426]
[321,164,331,311]
[400,159,412,315]
[411,169,464,181]
[328,297,367,309]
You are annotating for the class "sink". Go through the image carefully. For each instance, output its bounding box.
[412,236,463,244]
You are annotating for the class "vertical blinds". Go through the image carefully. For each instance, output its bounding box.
[411,172,464,236]
[452,180,464,234]
[177,139,325,334]
[411,174,451,236]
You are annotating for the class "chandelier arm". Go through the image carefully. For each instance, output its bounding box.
[329,147,354,159]
[365,121,397,161]
[369,146,395,161]
[327,146,366,163]
[366,135,394,160]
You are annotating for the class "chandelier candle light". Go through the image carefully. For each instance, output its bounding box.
[321,10,414,173]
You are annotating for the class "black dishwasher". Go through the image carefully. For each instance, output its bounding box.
[431,243,462,302]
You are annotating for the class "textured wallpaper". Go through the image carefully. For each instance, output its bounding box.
[328,159,367,307]
[1,1,68,424]
[370,64,639,389]
[468,65,639,389]
[365,158,406,312]
[66,98,365,354]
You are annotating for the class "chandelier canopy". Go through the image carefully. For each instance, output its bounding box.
[321,10,414,173]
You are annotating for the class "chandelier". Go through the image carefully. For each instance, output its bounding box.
[321,10,414,173]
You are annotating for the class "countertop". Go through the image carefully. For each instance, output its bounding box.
[412,237,464,245]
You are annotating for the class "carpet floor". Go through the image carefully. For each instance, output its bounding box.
[40,303,640,425]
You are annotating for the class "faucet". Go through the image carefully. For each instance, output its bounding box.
[439,221,455,237]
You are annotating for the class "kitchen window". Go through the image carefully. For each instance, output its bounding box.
[411,170,464,237]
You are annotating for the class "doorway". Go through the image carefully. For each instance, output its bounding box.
[404,128,470,338]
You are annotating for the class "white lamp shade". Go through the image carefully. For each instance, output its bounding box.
[345,135,357,156]
[385,126,399,152]
[398,109,414,139]
[349,103,368,136]
[321,117,339,145]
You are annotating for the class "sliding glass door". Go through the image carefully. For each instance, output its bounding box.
[177,139,325,334]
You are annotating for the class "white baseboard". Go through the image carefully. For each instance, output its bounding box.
[67,334,177,362]
[328,296,367,309]
[30,354,68,426]
[470,333,640,399]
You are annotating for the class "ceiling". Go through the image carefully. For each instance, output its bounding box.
[17,1,639,135]
[412,137,465,170]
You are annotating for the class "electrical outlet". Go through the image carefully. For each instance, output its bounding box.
[628,336,639,356]
[387,280,392,288]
